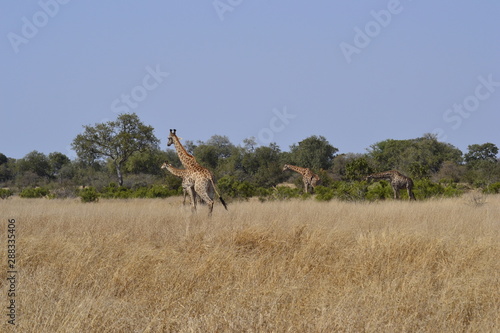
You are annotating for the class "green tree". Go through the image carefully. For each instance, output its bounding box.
[72,113,159,186]
[193,145,219,170]
[48,152,71,177]
[193,135,235,170]
[125,148,170,175]
[205,135,234,158]
[344,156,373,181]
[464,143,498,166]
[17,151,52,179]
[0,153,7,165]
[462,143,499,185]
[0,154,13,183]
[368,134,462,178]
[289,135,338,170]
[241,143,286,187]
[242,137,257,152]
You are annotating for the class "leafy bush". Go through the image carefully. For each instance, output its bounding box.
[484,182,500,194]
[217,176,256,200]
[137,185,176,198]
[442,183,465,197]
[314,185,335,201]
[217,176,239,198]
[413,179,445,199]
[256,187,273,202]
[271,186,301,200]
[100,183,133,199]
[235,181,256,200]
[366,181,392,201]
[19,187,51,198]
[336,182,368,201]
[0,188,13,199]
[79,186,99,203]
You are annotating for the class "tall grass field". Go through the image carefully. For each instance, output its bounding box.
[1,195,499,332]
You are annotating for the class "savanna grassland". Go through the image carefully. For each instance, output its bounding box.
[1,195,499,332]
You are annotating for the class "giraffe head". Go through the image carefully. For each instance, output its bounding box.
[160,160,170,169]
[282,164,290,171]
[312,174,321,187]
[166,129,177,147]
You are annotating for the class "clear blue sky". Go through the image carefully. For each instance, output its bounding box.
[1,1,499,159]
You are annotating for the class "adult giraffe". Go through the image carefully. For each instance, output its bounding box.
[282,164,321,193]
[366,170,416,200]
[166,129,227,215]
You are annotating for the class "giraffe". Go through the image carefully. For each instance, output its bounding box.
[161,161,197,206]
[282,164,321,193]
[365,170,416,200]
[166,129,227,215]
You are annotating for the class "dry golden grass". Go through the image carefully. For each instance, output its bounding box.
[1,195,499,332]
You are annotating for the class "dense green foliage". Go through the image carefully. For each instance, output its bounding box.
[1,114,499,201]
[0,188,13,199]
[19,187,52,198]
[78,186,99,203]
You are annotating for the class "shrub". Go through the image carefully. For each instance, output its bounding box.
[272,186,301,200]
[100,183,133,199]
[336,181,367,201]
[79,187,99,203]
[256,187,273,202]
[366,181,392,201]
[0,188,13,199]
[141,185,176,198]
[19,187,51,198]
[131,186,150,198]
[484,182,500,194]
[217,176,239,198]
[442,183,465,198]
[413,179,445,199]
[236,181,256,200]
[314,185,335,202]
[217,176,256,200]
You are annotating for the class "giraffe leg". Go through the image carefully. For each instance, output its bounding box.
[408,186,416,201]
[392,186,399,200]
[195,180,214,216]
[303,179,308,193]
[187,185,196,213]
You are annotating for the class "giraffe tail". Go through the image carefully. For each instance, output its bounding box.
[210,178,228,210]
[219,195,228,210]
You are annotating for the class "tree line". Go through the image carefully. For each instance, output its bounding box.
[1,113,499,200]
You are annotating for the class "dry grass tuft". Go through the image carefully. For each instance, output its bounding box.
[1,196,499,332]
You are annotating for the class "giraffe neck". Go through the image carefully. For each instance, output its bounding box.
[286,164,307,175]
[172,135,197,169]
[369,171,398,180]
[165,164,188,177]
